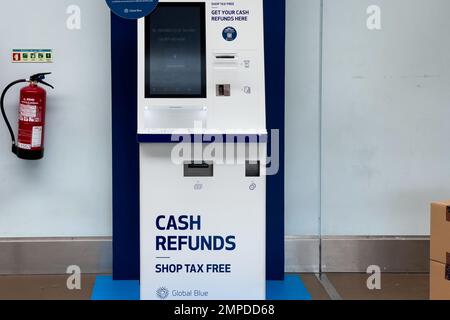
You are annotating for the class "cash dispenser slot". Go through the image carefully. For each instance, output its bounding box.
[184,161,214,177]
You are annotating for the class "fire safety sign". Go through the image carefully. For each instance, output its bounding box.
[12,49,53,63]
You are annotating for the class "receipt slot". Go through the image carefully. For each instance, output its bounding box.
[138,0,267,300]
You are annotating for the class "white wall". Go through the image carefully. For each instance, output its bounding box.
[286,0,450,236]
[0,1,112,237]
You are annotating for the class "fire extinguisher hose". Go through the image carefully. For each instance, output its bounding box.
[0,79,27,154]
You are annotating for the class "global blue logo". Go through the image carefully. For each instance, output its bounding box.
[105,0,159,20]
[222,27,237,41]
[156,286,170,300]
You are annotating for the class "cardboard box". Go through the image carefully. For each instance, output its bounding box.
[430,259,450,300]
[430,201,450,264]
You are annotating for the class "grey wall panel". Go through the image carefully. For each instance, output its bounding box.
[321,0,450,235]
[285,0,322,236]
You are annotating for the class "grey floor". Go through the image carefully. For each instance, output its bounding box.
[0,273,430,300]
[303,273,429,300]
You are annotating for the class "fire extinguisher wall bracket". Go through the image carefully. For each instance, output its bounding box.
[0,73,54,160]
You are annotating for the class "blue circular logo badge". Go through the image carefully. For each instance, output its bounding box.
[105,0,159,20]
[222,27,237,41]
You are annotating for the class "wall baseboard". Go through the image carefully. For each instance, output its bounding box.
[285,236,320,273]
[0,236,430,275]
[286,236,430,273]
[0,237,112,275]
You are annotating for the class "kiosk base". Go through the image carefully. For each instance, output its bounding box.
[91,275,311,301]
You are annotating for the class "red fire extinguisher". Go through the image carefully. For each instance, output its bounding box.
[1,73,54,160]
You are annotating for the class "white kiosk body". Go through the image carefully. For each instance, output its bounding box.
[138,0,267,300]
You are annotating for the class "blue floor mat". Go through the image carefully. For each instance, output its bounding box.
[92,275,311,300]
[91,275,140,301]
[266,275,311,300]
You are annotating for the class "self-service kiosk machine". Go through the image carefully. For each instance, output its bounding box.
[138,0,267,300]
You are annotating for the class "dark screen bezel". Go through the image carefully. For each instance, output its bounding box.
[145,2,207,99]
